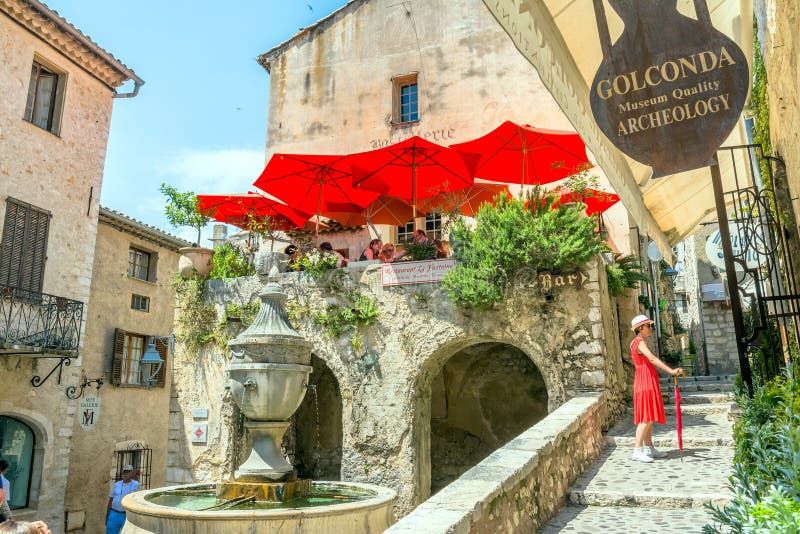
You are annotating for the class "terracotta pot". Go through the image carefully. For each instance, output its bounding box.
[178,247,214,278]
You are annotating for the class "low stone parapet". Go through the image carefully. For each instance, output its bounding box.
[386,394,607,533]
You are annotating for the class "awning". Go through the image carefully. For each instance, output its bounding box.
[483,0,753,257]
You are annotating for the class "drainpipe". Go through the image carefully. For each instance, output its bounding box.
[113,80,144,99]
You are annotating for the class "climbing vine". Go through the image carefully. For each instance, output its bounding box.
[751,32,772,188]
[171,275,218,355]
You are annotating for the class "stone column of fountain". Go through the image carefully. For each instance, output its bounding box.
[220,258,313,501]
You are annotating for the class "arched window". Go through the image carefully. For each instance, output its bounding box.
[0,416,35,509]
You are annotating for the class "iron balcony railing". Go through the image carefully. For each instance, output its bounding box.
[0,285,83,354]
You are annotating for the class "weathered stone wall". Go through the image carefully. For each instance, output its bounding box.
[386,395,607,533]
[702,301,739,376]
[62,216,184,533]
[168,258,626,514]
[0,11,116,533]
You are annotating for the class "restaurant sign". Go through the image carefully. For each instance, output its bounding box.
[589,1,749,177]
[381,259,456,286]
[538,272,588,294]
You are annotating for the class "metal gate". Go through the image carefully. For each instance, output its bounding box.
[711,144,798,394]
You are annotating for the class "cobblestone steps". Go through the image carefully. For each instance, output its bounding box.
[541,376,734,532]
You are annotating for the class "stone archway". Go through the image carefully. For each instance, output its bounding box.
[428,342,548,494]
[289,354,343,480]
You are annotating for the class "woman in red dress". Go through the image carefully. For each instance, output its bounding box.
[630,315,683,463]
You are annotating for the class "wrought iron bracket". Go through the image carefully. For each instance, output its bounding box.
[30,357,72,387]
[66,371,104,399]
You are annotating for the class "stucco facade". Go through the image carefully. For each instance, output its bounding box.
[257,0,632,256]
[61,208,188,533]
[0,2,140,531]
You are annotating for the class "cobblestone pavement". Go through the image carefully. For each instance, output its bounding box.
[540,376,736,533]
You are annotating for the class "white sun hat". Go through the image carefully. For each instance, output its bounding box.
[630,315,654,331]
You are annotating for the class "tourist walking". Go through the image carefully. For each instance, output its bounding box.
[105,465,139,534]
[629,315,683,463]
[359,239,382,261]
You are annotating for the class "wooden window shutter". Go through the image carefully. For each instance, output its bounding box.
[154,337,168,388]
[111,328,127,386]
[0,198,50,292]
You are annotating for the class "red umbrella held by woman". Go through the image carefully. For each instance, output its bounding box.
[674,375,684,461]
[349,136,479,224]
[450,121,592,186]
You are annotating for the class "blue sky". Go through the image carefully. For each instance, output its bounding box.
[44,0,347,244]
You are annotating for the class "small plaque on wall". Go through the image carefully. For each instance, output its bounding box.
[190,423,207,443]
[191,408,209,419]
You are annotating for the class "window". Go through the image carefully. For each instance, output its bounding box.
[24,60,65,134]
[0,197,50,293]
[111,329,167,387]
[131,294,150,312]
[397,219,415,243]
[392,73,419,124]
[0,416,35,509]
[676,293,688,313]
[114,443,152,489]
[128,247,153,281]
[425,213,442,240]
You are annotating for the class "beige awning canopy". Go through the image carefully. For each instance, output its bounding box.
[483,0,753,257]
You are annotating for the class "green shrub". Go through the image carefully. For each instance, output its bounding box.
[441,189,603,310]
[704,367,800,533]
[209,244,254,280]
[312,290,380,339]
[606,254,649,297]
[402,240,438,261]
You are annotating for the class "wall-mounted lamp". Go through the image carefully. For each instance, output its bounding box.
[141,340,164,388]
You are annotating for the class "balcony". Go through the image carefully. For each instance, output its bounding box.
[0,285,84,357]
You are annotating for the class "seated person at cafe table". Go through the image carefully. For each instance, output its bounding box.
[413,229,430,244]
[359,239,382,261]
[319,242,348,267]
[379,243,404,263]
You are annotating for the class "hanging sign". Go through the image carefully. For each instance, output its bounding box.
[589,1,749,177]
[78,395,101,431]
[705,225,765,272]
[381,259,456,286]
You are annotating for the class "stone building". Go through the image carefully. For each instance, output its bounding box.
[0,1,141,530]
[61,208,189,533]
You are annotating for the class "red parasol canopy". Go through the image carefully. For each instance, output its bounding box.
[417,182,511,217]
[555,188,621,215]
[674,375,684,461]
[450,121,592,186]
[349,136,478,222]
[322,195,415,228]
[196,192,311,230]
[254,154,385,232]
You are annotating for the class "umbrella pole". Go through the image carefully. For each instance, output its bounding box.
[412,164,418,232]
[316,178,323,237]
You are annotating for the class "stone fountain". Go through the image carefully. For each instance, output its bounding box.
[120,258,395,533]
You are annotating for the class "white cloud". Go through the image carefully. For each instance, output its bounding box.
[159,147,266,195]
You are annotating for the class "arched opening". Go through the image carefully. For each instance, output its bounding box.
[429,342,548,494]
[288,354,342,480]
[0,415,36,509]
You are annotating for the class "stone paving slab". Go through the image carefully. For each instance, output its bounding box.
[539,504,715,533]
[664,403,732,415]
[607,411,732,444]
[567,445,733,509]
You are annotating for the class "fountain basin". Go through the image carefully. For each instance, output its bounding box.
[121,482,396,534]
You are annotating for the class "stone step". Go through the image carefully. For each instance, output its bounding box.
[662,381,734,393]
[540,504,716,533]
[663,403,732,416]
[661,392,733,405]
[659,374,735,385]
[607,411,733,444]
[566,445,733,509]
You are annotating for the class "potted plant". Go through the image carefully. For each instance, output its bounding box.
[160,183,214,278]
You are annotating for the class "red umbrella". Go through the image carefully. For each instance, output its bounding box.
[674,375,684,461]
[349,136,478,224]
[254,154,384,233]
[418,182,510,217]
[322,195,415,228]
[450,121,592,186]
[555,188,621,215]
[196,192,311,230]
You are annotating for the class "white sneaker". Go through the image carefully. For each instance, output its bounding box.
[646,446,668,459]
[631,448,654,463]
